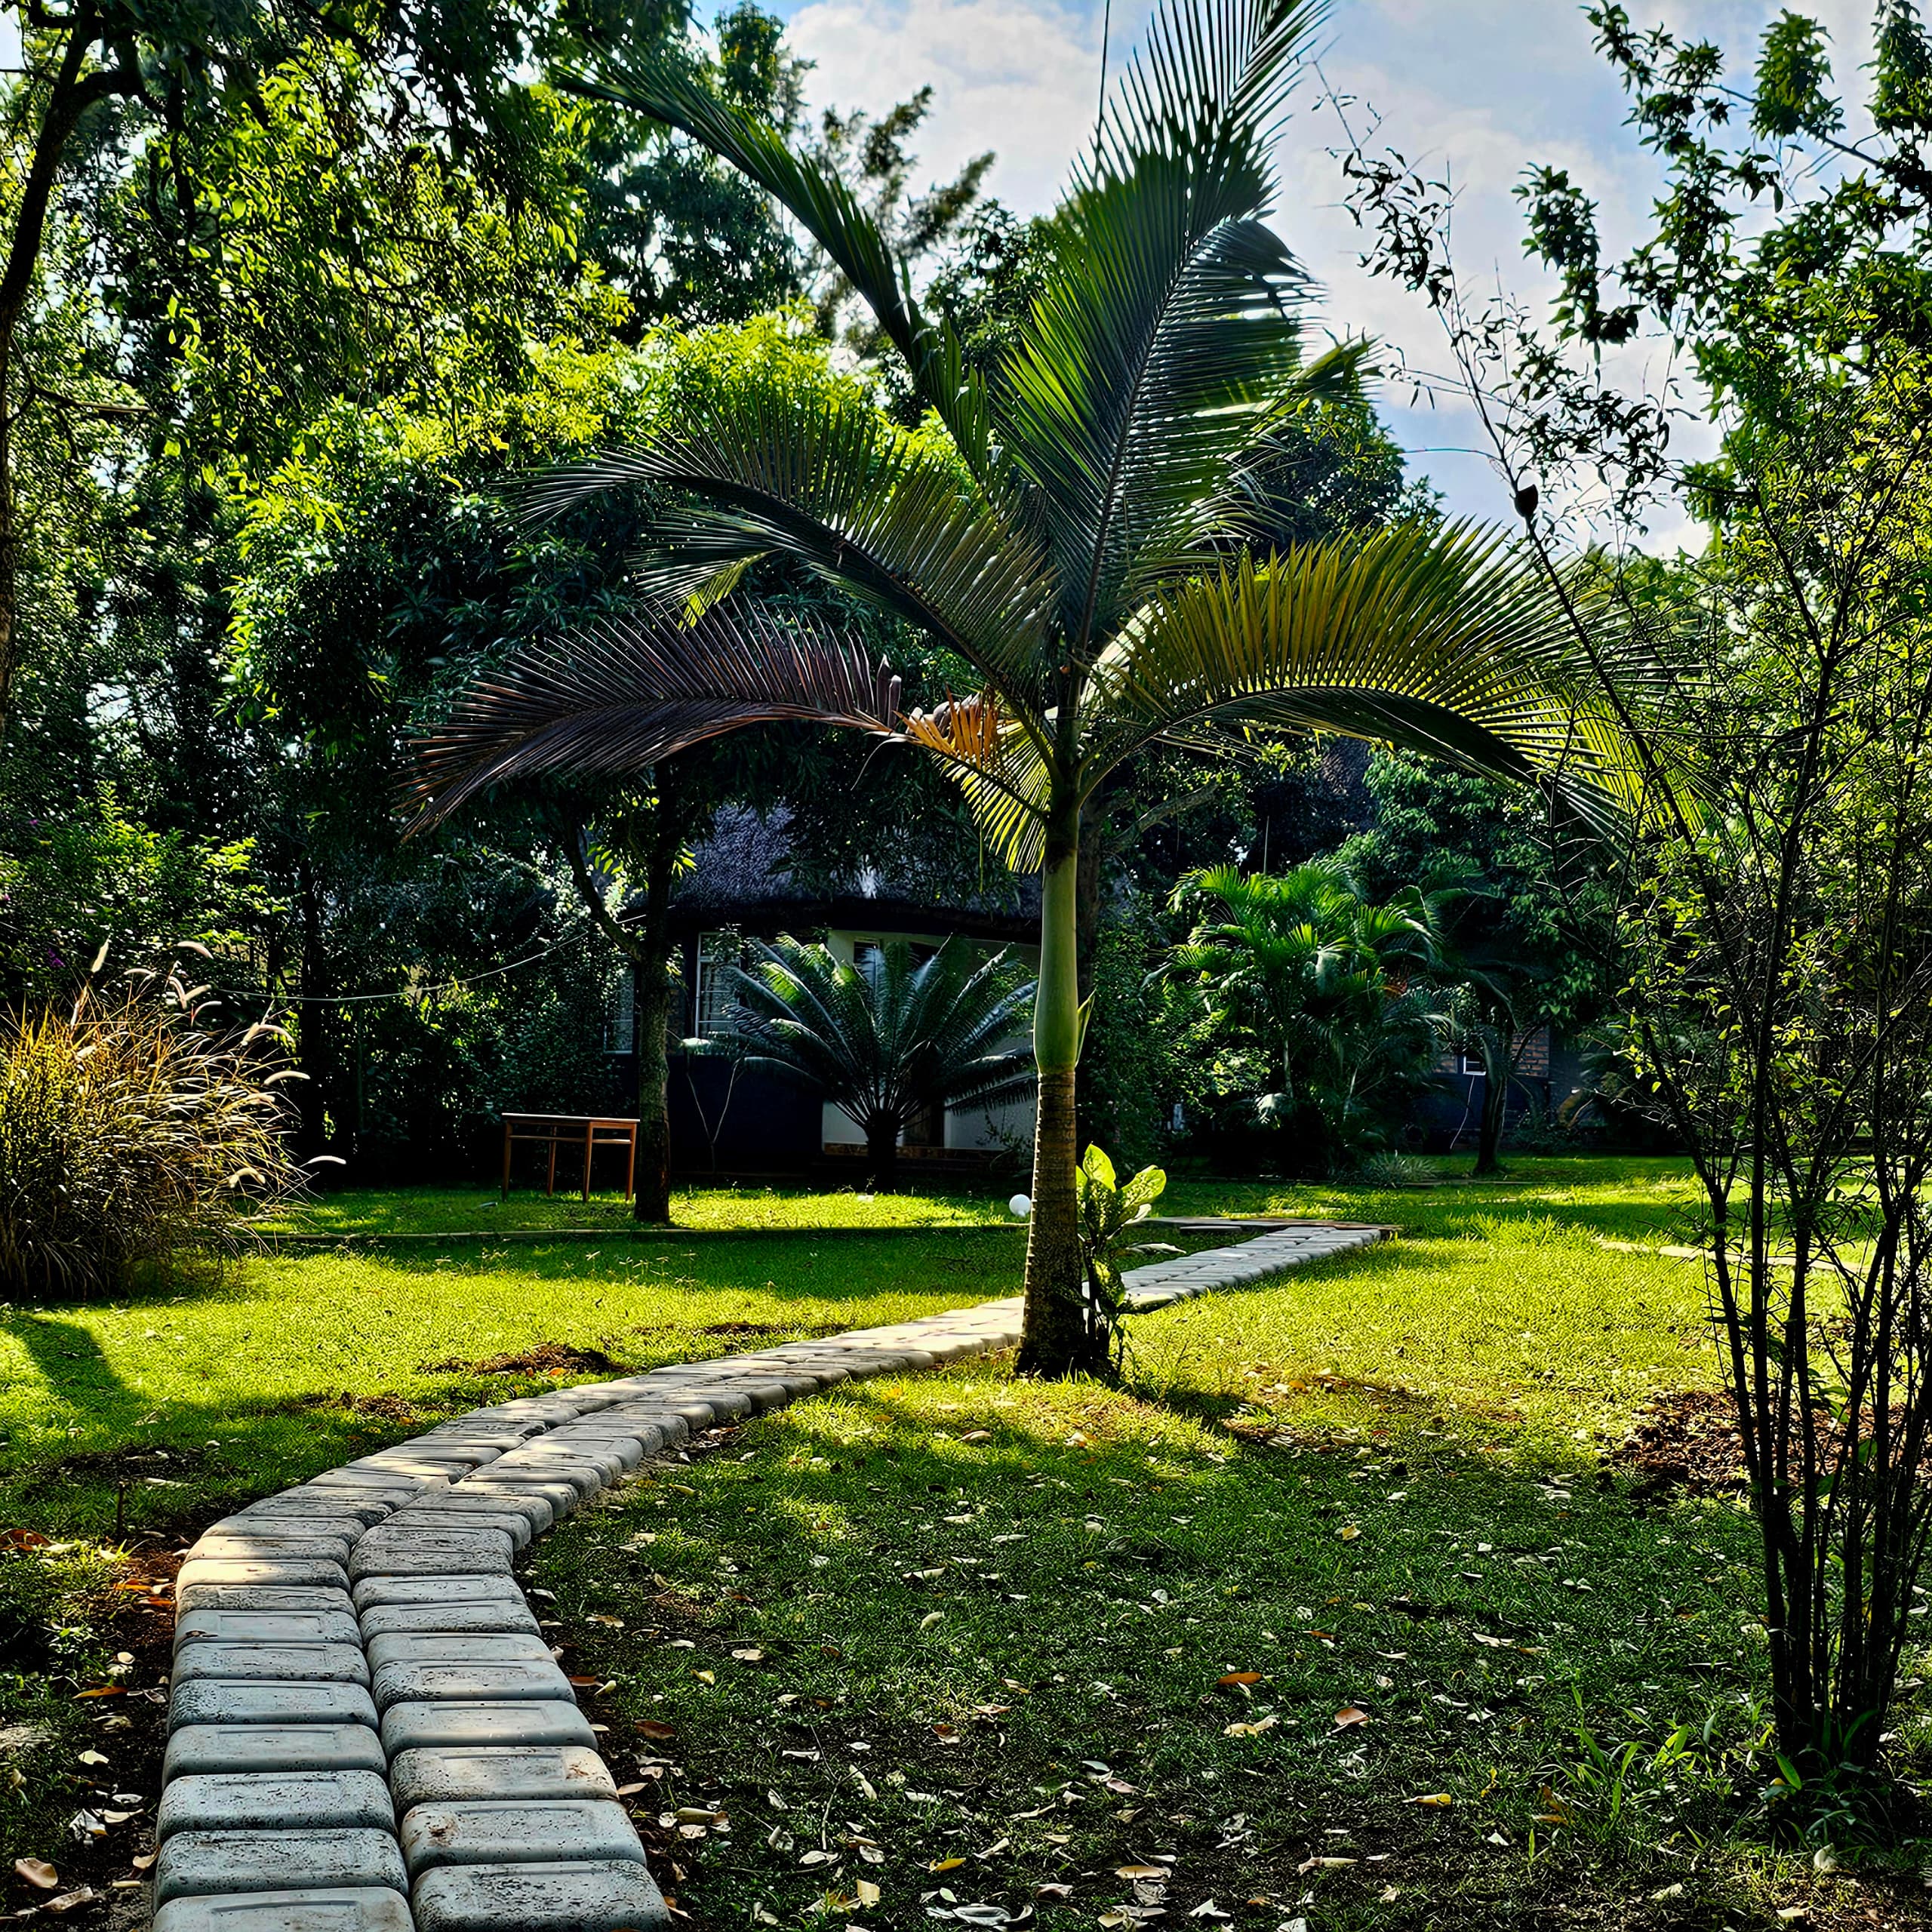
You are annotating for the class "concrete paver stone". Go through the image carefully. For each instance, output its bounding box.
[152,1887,414,1932]
[351,1574,523,1613]
[165,1723,388,1781]
[398,1797,643,1876]
[380,1506,533,1549]
[364,1632,555,1672]
[409,1858,669,1932]
[389,1744,617,1810]
[167,1680,379,1734]
[379,1700,596,1759]
[370,1657,576,1710]
[178,1558,349,1595]
[175,1608,362,1651]
[357,1600,540,1641]
[153,1826,408,1904]
[172,1641,370,1687]
[158,1767,396,1840]
[174,1585,354,1618]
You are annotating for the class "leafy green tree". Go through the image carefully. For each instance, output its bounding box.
[411,0,1634,1375]
[1168,859,1451,1173]
[1345,0,1932,1807]
[722,937,1035,1191]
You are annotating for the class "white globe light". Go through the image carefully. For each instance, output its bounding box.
[1008,1193,1032,1219]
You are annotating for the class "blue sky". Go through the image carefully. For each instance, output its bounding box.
[764,1,1883,539]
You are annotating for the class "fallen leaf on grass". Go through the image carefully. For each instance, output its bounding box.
[691,1669,715,1685]
[1115,1865,1167,1881]
[1408,1792,1454,1807]
[1297,1857,1356,1875]
[0,1531,49,1553]
[1217,1672,1262,1687]
[930,1857,966,1872]
[856,1879,881,1906]
[1337,1524,1361,1541]
[128,1855,154,1874]
[962,1431,991,1442]
[1333,1707,1369,1729]
[42,1890,97,1915]
[635,1721,677,1741]
[731,1647,766,1662]
[72,1688,123,1701]
[74,1752,108,1767]
[1036,1883,1072,1900]
[1223,1715,1278,1738]
[587,1614,623,1629]
[921,1613,946,1630]
[14,1859,57,1890]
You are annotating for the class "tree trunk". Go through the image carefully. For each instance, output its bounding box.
[865,1120,900,1193]
[629,792,686,1225]
[0,11,118,737]
[1018,796,1098,1377]
[1472,1029,1509,1177]
[633,951,673,1222]
[294,856,332,1165]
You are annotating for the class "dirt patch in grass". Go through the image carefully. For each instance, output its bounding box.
[36,1445,222,1489]
[288,1392,430,1426]
[1614,1391,1747,1497]
[422,1342,628,1377]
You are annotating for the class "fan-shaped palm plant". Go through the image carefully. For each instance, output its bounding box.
[409,0,1638,1373]
[724,938,1035,1192]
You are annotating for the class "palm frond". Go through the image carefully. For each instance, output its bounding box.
[407,601,903,829]
[558,54,992,472]
[997,0,1326,645]
[518,382,1059,706]
[1083,521,1645,825]
[903,692,1054,871]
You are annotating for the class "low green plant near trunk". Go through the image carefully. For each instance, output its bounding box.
[411,0,1635,1374]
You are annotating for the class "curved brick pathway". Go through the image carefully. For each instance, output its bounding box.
[153,1223,1380,1932]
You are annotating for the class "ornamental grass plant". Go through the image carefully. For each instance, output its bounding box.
[0,963,305,1299]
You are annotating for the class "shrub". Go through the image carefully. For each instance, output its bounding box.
[0,970,306,1298]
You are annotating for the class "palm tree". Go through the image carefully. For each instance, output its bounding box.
[409,0,1634,1374]
[1170,860,1454,1169]
[722,937,1035,1192]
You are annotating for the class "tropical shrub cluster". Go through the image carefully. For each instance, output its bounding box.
[0,967,306,1299]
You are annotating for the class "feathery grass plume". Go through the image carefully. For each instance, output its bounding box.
[0,965,306,1298]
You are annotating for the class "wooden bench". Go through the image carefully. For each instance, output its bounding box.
[500,1113,639,1201]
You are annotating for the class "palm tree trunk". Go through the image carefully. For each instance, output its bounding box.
[630,794,686,1224]
[866,1121,900,1193]
[1472,1029,1509,1178]
[1018,798,1094,1377]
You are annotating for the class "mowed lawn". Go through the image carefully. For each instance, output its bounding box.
[5,1158,1926,1922]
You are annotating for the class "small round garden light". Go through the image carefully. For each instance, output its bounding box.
[1008,1193,1031,1219]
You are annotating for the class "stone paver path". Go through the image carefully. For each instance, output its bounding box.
[155,1223,1380,1931]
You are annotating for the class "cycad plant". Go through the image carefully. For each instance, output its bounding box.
[724,938,1035,1192]
[411,0,1632,1373]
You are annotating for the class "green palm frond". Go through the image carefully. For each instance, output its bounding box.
[1084,522,1644,822]
[998,0,1325,645]
[520,381,1060,700]
[559,54,992,473]
[406,601,903,828]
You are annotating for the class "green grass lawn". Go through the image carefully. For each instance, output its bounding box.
[3,1155,1924,1924]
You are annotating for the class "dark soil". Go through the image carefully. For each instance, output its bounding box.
[1614,1390,1746,1496]
[290,1391,431,1425]
[421,1342,628,1377]
[4,1551,177,1927]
